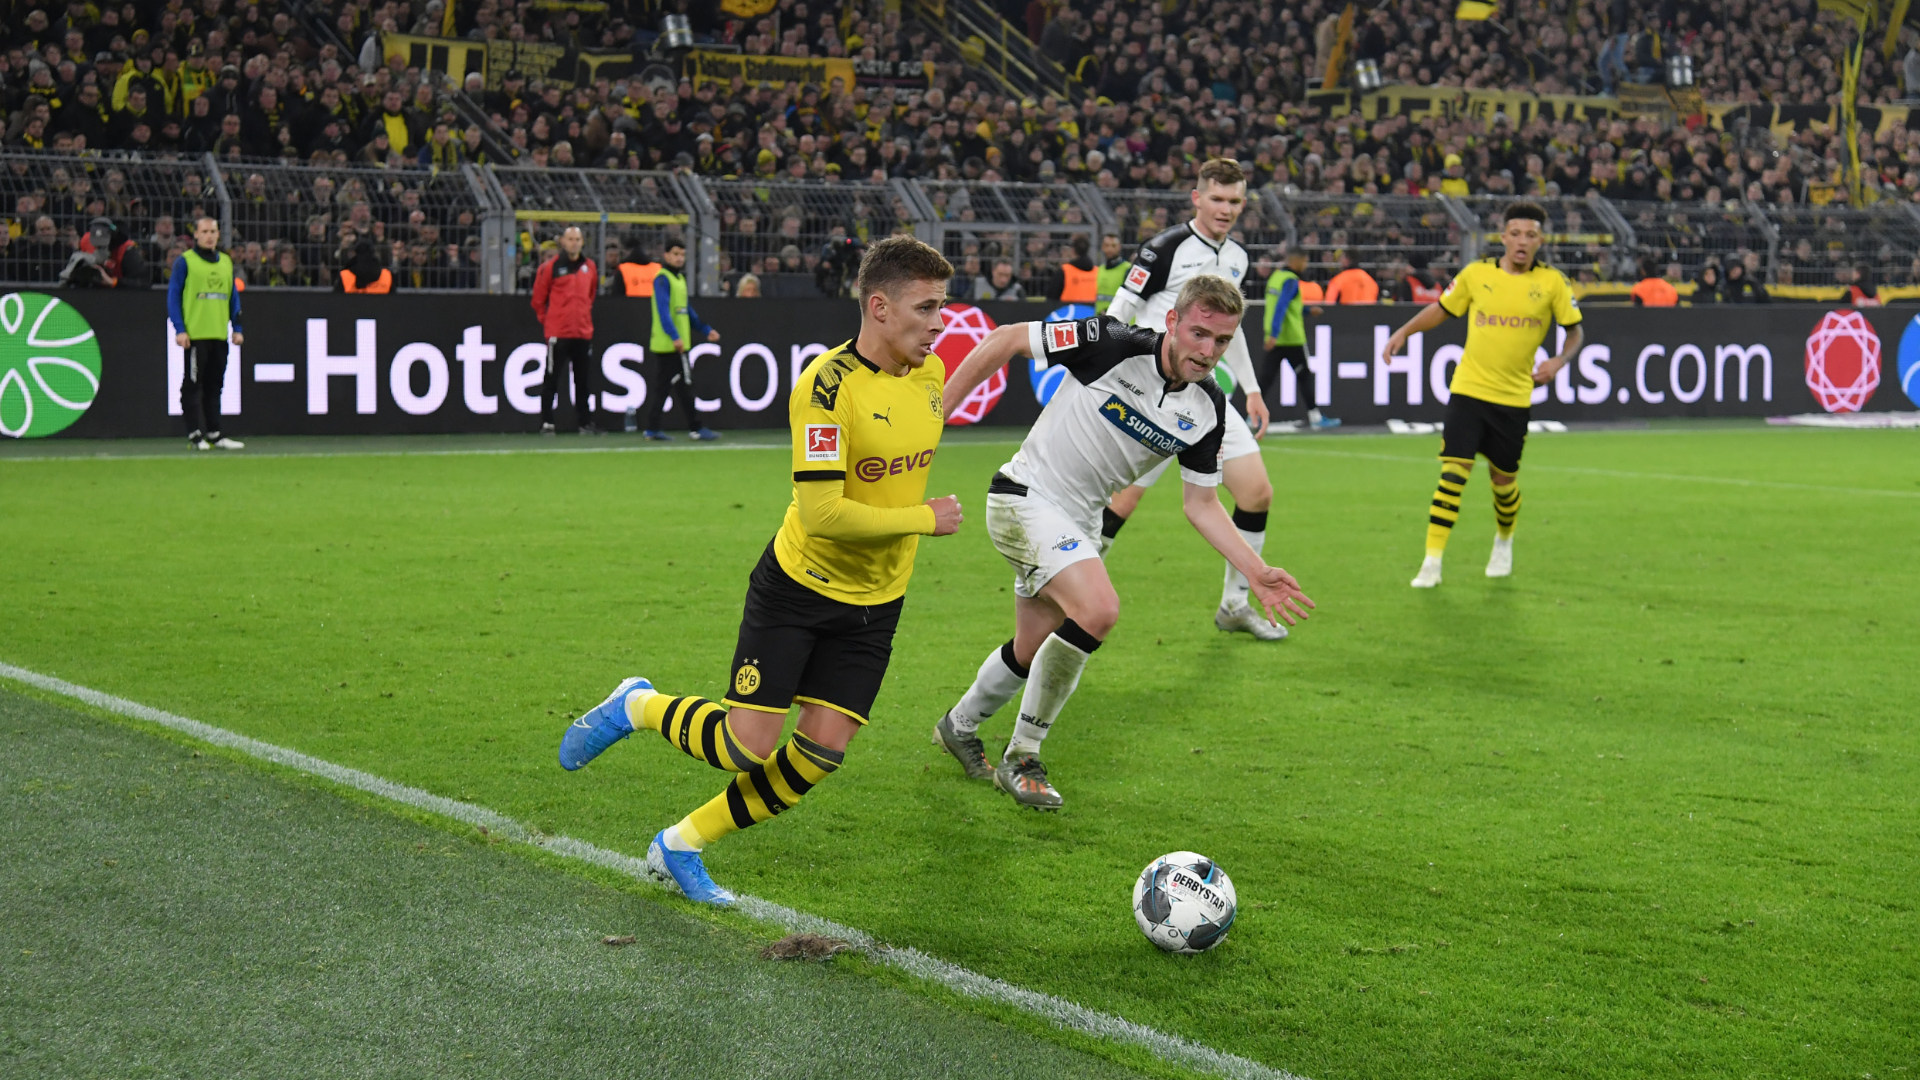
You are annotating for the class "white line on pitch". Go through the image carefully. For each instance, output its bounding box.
[0,660,1300,1080]
[1263,445,1920,499]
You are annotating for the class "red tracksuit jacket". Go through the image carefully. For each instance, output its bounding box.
[531,253,596,339]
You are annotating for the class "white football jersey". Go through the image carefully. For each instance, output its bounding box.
[1105,223,1258,392]
[996,314,1227,528]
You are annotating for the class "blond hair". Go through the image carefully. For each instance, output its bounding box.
[1197,158,1247,189]
[1174,273,1245,319]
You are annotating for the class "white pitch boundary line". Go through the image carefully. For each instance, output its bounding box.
[0,660,1301,1080]
[1263,444,1920,499]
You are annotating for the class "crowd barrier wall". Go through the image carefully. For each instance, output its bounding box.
[22,294,1915,441]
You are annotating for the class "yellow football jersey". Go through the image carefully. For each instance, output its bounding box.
[773,340,947,605]
[1439,259,1582,409]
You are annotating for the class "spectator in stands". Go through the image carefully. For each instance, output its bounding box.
[735,272,761,297]
[1693,263,1723,303]
[973,258,1024,301]
[1720,260,1769,303]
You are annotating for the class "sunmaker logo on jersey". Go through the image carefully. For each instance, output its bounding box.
[1099,395,1189,456]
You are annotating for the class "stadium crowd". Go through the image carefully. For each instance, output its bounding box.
[0,0,1914,292]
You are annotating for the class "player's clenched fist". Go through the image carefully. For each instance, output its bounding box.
[927,494,964,535]
[1248,565,1314,627]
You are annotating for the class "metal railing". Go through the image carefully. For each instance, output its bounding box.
[914,0,1077,103]
[4,150,1916,298]
[491,166,701,291]
[916,179,1099,297]
[693,178,920,297]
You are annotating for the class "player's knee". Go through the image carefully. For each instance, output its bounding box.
[1236,477,1273,513]
[1072,594,1120,640]
[727,706,785,760]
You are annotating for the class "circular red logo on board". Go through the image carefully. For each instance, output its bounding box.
[1804,309,1881,413]
[932,303,1004,425]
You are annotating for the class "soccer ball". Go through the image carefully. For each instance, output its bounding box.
[1133,851,1237,954]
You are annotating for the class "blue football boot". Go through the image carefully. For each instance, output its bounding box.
[647,829,736,905]
[558,676,652,771]
[689,427,720,441]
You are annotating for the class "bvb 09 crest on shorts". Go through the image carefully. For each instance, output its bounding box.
[734,662,761,696]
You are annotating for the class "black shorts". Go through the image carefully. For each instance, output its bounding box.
[724,541,903,724]
[1441,393,1529,474]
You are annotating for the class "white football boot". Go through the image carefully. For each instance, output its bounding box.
[1486,536,1513,578]
[1410,555,1444,588]
[1215,601,1288,640]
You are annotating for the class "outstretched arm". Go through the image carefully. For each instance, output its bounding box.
[1183,481,1314,627]
[941,322,1031,418]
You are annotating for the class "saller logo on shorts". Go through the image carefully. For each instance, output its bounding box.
[804,423,840,461]
[854,448,936,482]
[1098,395,1188,456]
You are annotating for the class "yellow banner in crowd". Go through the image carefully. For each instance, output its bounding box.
[683,49,856,90]
[1308,84,1920,137]
[381,34,637,89]
[1309,86,1625,125]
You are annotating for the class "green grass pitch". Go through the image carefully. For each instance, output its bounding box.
[3,425,1917,1079]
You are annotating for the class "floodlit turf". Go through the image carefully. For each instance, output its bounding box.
[0,690,1153,1079]
[3,425,1917,1079]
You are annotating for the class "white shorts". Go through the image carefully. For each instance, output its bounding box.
[1132,405,1259,489]
[986,489,1102,599]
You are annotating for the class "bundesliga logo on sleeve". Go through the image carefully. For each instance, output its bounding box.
[1049,322,1080,351]
[804,424,840,461]
[1125,265,1151,291]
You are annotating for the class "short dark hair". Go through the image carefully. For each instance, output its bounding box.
[856,234,953,301]
[663,238,686,252]
[1504,201,1548,225]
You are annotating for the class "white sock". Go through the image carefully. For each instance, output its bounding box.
[1005,621,1100,759]
[949,641,1029,734]
[1222,523,1266,609]
[1307,408,1323,424]
[661,823,702,851]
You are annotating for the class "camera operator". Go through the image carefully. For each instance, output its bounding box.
[60,216,147,289]
[816,235,865,297]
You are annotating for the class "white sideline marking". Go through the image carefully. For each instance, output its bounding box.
[0,660,1301,1080]
[1264,445,1920,499]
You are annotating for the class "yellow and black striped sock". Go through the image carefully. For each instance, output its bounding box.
[635,694,768,773]
[677,733,843,849]
[1491,475,1521,538]
[1426,456,1474,556]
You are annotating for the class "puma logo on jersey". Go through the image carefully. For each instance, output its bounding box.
[872,409,892,425]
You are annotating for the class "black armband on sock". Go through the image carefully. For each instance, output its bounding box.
[998,638,1031,679]
[1100,506,1128,539]
[1231,508,1268,533]
[1053,618,1104,654]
